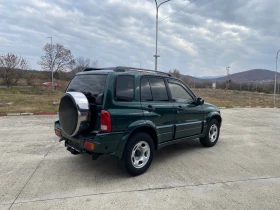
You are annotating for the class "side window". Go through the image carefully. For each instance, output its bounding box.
[141,77,153,101]
[115,75,134,101]
[168,81,193,103]
[149,77,169,101]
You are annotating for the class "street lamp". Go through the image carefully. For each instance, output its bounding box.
[154,0,170,72]
[47,37,53,89]
[274,50,280,106]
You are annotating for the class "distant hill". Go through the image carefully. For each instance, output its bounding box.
[179,69,280,89]
[216,69,280,82]
[180,74,200,82]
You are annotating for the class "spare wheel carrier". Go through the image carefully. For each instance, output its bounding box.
[59,92,90,137]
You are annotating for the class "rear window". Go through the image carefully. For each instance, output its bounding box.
[66,74,107,97]
[115,75,134,101]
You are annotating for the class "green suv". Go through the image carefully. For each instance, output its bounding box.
[54,66,222,176]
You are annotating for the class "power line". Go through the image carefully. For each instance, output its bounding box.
[159,0,197,23]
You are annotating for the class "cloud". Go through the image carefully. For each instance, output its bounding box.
[0,0,279,76]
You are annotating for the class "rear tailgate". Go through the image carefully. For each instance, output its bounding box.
[66,74,108,132]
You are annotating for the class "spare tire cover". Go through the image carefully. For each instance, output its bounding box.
[59,92,89,137]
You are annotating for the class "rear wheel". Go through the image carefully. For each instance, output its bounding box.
[121,132,154,176]
[200,119,220,147]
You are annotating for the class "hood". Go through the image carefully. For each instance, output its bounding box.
[202,102,220,113]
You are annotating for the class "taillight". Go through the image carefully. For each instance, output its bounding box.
[100,110,111,132]
[54,129,61,137]
[84,141,95,150]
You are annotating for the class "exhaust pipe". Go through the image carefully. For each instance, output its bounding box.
[65,141,81,155]
[67,146,80,155]
[66,145,80,155]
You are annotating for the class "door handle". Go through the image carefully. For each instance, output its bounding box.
[146,105,155,111]
[177,105,183,111]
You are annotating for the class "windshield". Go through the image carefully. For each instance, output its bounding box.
[66,74,107,97]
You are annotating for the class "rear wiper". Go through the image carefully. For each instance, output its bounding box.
[67,88,75,92]
[82,92,96,99]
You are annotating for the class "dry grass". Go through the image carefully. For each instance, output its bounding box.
[0,87,280,113]
[193,88,279,107]
[0,87,64,113]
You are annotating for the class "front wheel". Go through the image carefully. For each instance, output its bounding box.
[121,132,154,176]
[200,119,220,147]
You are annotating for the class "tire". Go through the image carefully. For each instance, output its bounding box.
[121,132,154,176]
[200,119,220,147]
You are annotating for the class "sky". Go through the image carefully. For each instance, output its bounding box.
[0,0,280,76]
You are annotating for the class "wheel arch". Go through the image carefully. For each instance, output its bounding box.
[205,112,222,127]
[127,126,158,150]
[200,111,221,147]
[113,121,158,160]
[211,114,222,127]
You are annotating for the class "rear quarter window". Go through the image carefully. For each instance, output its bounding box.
[115,75,134,101]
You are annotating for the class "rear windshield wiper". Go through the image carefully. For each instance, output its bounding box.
[67,88,75,92]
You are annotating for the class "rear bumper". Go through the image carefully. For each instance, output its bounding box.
[54,120,123,156]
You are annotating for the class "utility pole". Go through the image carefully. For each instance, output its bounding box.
[278,77,280,95]
[279,80,280,94]
[274,50,280,106]
[257,77,262,92]
[240,77,243,91]
[47,37,53,89]
[154,0,170,72]
[226,66,230,90]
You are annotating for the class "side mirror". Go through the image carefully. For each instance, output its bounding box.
[196,97,204,105]
[96,93,104,105]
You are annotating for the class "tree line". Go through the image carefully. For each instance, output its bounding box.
[0,43,98,86]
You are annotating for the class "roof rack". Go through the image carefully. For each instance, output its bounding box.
[83,66,173,77]
[83,67,116,72]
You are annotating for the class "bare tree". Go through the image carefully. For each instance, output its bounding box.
[0,67,3,84]
[91,60,98,68]
[24,70,35,86]
[0,53,30,87]
[70,56,98,76]
[182,77,189,85]
[168,69,181,79]
[38,43,75,80]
